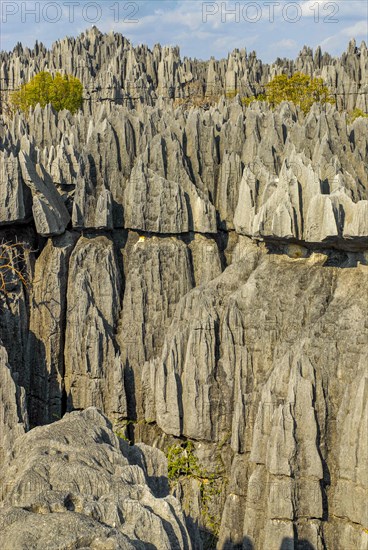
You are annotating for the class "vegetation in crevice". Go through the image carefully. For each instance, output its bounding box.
[0,241,29,295]
[347,108,368,123]
[167,440,226,545]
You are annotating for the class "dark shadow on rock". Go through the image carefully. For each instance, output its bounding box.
[184,192,194,231]
[183,512,204,550]
[242,536,254,550]
[219,536,316,550]
[175,372,184,435]
[201,527,218,550]
[0,284,51,429]
[221,536,248,549]
[124,360,137,441]
[281,538,316,550]
[122,441,170,498]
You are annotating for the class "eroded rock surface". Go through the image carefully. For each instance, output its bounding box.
[0,30,367,550]
[0,342,28,467]
[0,408,195,550]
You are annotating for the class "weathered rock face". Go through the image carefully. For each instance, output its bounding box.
[0,407,196,550]
[0,30,367,550]
[0,342,28,467]
[64,235,125,423]
[1,95,367,250]
[0,150,32,225]
[149,240,368,549]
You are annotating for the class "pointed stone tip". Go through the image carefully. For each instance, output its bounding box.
[348,38,357,52]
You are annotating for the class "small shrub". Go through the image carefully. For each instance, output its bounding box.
[166,441,225,538]
[11,71,83,114]
[241,93,266,106]
[225,89,239,100]
[167,440,198,480]
[348,108,368,123]
[265,72,334,113]
[115,429,130,443]
[239,73,334,114]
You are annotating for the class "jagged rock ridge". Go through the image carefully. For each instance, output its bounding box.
[0,30,367,550]
[1,28,367,112]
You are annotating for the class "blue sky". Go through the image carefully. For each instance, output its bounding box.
[1,1,367,61]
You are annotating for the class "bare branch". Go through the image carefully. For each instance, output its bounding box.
[0,240,30,295]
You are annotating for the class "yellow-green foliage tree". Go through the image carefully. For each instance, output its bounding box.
[348,108,368,123]
[242,72,334,113]
[11,72,83,114]
[266,72,334,113]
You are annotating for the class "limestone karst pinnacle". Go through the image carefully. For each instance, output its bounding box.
[0,29,367,550]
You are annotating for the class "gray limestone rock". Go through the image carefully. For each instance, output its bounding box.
[146,244,368,548]
[0,150,32,225]
[26,231,78,425]
[124,162,190,233]
[0,342,28,468]
[0,408,194,550]
[19,146,70,236]
[64,236,125,423]
[0,29,367,550]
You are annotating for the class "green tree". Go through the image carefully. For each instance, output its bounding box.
[242,93,266,106]
[348,108,368,123]
[11,71,83,114]
[239,73,333,113]
[265,72,334,113]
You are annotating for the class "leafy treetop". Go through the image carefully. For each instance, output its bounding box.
[242,72,334,113]
[11,71,83,114]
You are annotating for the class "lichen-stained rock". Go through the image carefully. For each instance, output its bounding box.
[26,231,78,426]
[19,147,70,236]
[64,236,126,423]
[0,408,194,550]
[0,342,28,468]
[0,150,32,225]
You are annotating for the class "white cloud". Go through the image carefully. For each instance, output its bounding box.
[341,21,368,38]
[1,0,366,61]
[319,19,367,52]
[273,39,297,49]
